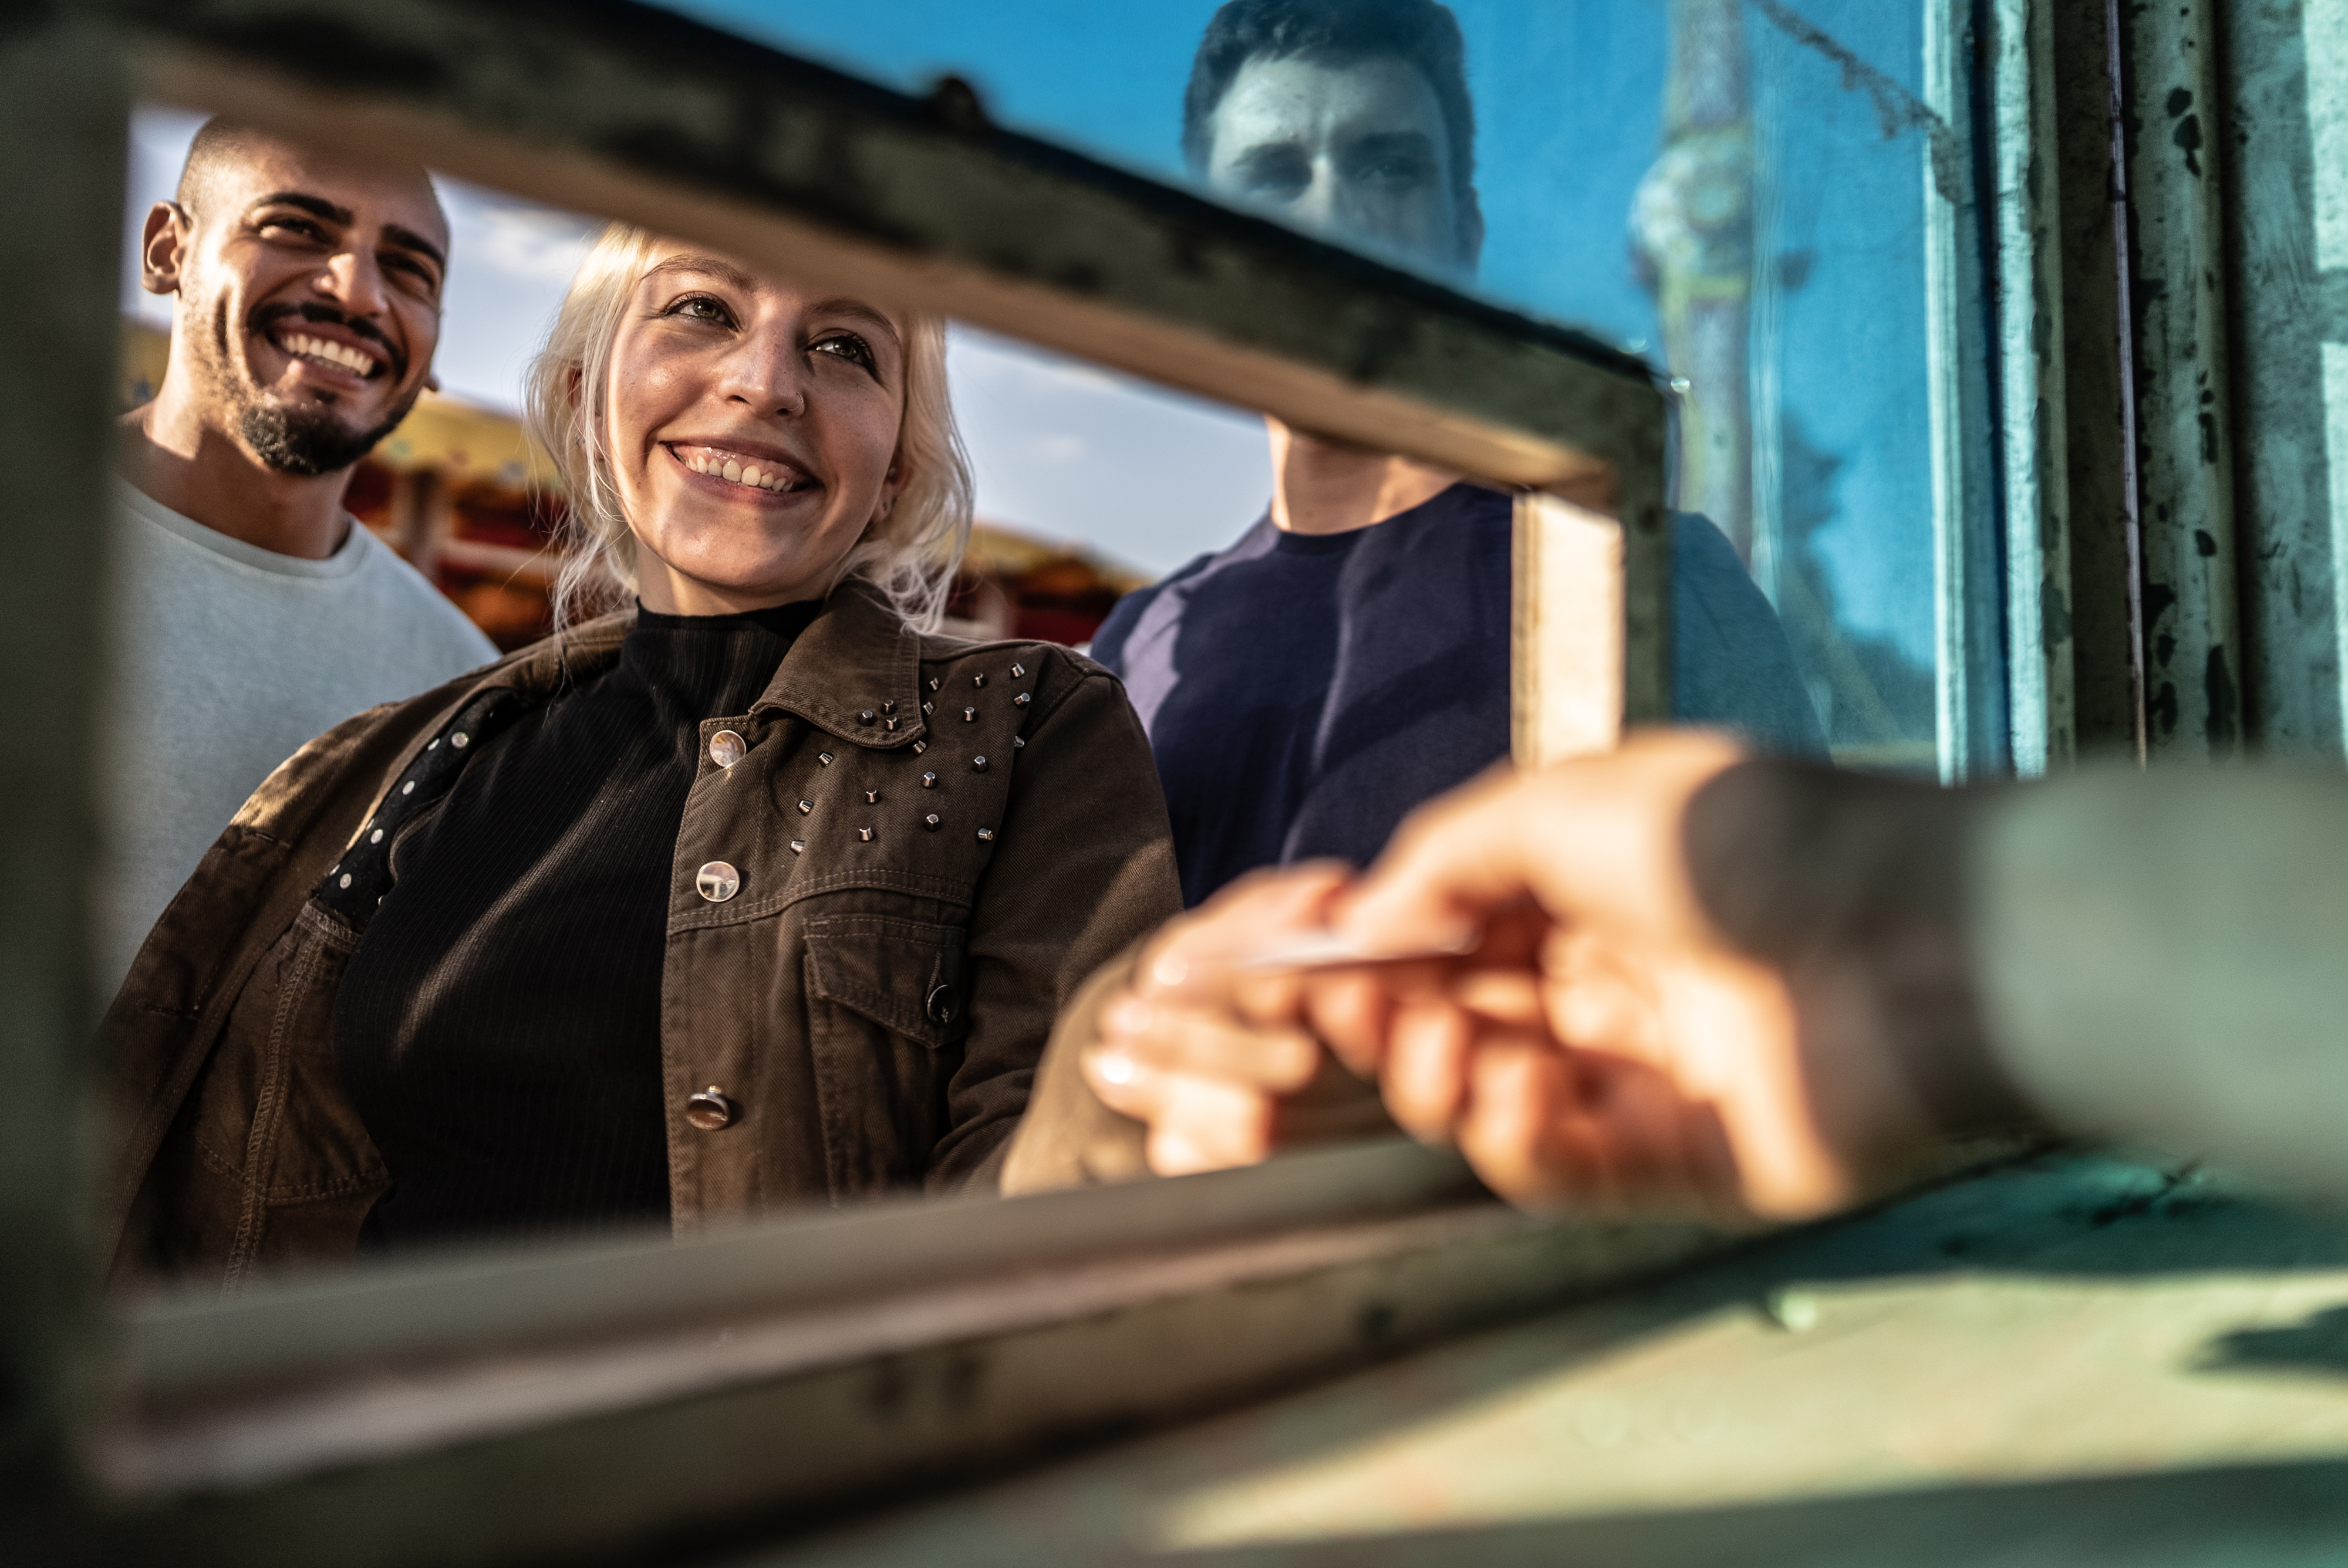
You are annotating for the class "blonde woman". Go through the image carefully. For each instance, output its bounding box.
[100,227,1180,1282]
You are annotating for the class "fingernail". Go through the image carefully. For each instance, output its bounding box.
[1105,996,1151,1036]
[1094,1051,1137,1087]
[1149,952,1190,989]
[1431,920,1479,955]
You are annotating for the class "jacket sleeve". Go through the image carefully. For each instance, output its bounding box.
[925,662,1183,1193]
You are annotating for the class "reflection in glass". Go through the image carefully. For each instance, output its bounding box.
[680,0,1990,773]
[1086,0,1822,917]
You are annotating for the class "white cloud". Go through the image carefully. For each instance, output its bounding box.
[1027,432,1088,465]
[443,185,598,285]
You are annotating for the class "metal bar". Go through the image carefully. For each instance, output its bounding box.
[1924,0,2012,782]
[2114,0,2244,760]
[1748,14,1788,611]
[129,1139,1480,1405]
[2041,0,2143,758]
[0,8,126,1542]
[2221,0,2344,757]
[1991,0,2075,775]
[99,1156,1726,1564]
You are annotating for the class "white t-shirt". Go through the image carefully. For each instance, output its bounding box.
[97,481,499,997]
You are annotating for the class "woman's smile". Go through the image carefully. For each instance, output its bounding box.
[662,440,822,501]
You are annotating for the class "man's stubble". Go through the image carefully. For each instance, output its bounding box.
[197,290,419,479]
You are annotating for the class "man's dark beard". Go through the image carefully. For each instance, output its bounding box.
[238,397,414,478]
[205,294,419,477]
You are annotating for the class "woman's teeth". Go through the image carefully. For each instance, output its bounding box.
[279,331,377,377]
[683,450,802,492]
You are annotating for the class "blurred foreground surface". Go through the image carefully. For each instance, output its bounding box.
[766,1154,2348,1567]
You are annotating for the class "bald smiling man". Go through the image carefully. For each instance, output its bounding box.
[100,120,495,995]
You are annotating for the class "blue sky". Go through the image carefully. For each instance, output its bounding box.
[126,1,1942,665]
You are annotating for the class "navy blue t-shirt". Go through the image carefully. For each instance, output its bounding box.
[1092,482,1824,907]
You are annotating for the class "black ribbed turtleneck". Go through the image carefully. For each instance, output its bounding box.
[334,600,820,1252]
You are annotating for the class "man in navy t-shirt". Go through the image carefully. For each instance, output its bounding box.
[1095,0,1824,907]
[1094,486,1823,905]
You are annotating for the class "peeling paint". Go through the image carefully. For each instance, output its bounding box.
[2120,0,2242,761]
[2206,644,2238,748]
[2174,112,2205,177]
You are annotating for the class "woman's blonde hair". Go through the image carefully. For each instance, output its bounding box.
[524,223,973,630]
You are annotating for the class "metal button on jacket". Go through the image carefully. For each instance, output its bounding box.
[696,861,741,902]
[709,729,747,769]
[925,982,960,1026]
[684,1087,738,1131]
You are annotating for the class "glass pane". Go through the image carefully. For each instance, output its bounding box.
[667,0,1991,772]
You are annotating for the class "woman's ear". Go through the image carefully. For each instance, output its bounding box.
[873,456,909,524]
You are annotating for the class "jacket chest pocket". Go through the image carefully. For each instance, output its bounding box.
[801,914,969,1201]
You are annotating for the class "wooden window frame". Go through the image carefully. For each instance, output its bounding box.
[0,1,2078,1561]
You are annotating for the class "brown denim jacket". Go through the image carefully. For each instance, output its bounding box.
[99,582,1180,1289]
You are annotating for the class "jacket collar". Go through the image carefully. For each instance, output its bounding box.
[473,580,924,749]
[751,579,926,749]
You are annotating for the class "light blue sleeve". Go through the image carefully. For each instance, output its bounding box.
[1668,511,1830,758]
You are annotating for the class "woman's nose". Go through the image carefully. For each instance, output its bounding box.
[718,335,807,416]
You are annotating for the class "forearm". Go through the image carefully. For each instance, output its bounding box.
[1974,765,2348,1200]
[1692,758,2348,1203]
[1683,760,2037,1177]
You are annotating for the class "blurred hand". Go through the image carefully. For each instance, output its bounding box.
[1082,864,1354,1176]
[1337,732,1870,1219]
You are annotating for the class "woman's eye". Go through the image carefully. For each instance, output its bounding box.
[811,333,876,371]
[669,295,733,325]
